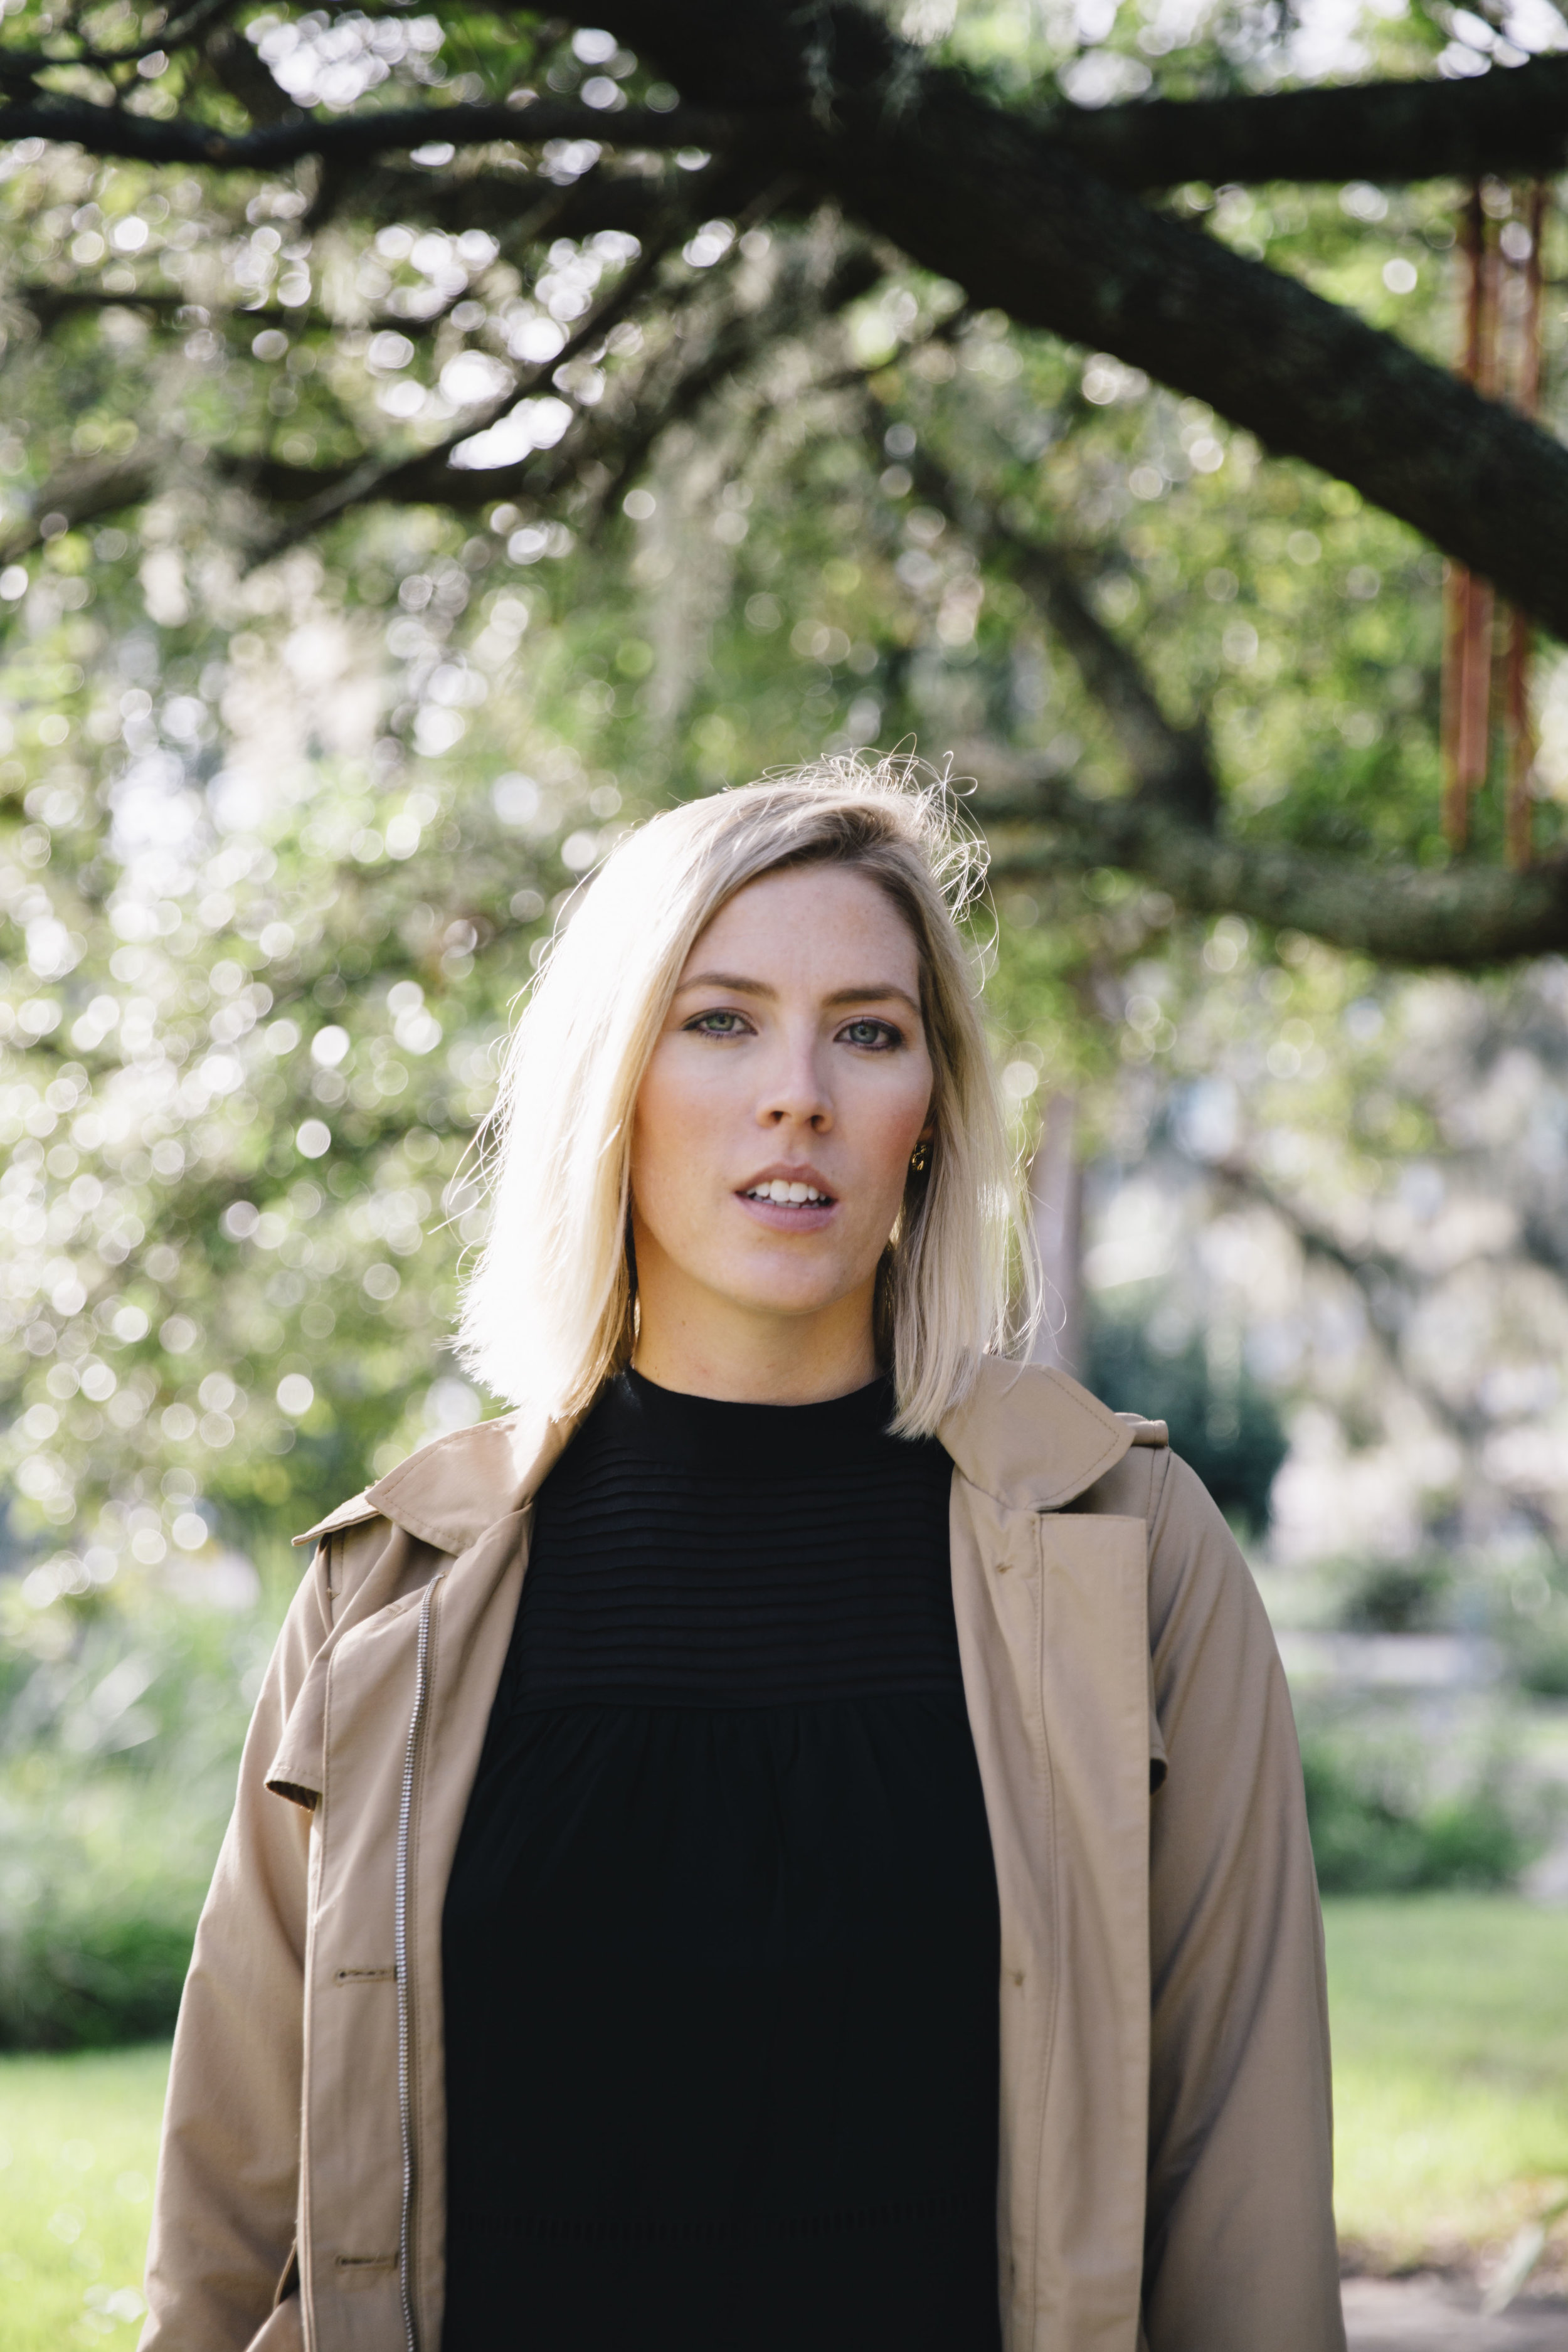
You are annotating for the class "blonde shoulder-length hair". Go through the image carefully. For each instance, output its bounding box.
[457,756,1034,1437]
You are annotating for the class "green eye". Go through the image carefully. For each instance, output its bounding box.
[689,1009,746,1035]
[842,1019,898,1049]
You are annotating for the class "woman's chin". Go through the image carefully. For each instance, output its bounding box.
[712,1257,863,1325]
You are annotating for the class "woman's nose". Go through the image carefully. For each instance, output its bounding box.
[756,1034,832,1129]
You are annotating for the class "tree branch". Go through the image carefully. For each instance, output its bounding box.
[247,212,686,561]
[18,1,1568,638]
[200,19,297,126]
[0,90,733,169]
[899,435,1218,825]
[573,240,882,524]
[590,0,1568,640]
[0,448,160,559]
[969,746,1568,965]
[304,149,780,243]
[0,0,241,79]
[306,156,665,240]
[216,230,879,548]
[1046,53,1568,191]
[1203,1157,1487,1455]
[908,449,1567,966]
[8,283,448,339]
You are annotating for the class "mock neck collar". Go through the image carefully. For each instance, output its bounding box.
[581,1365,904,1474]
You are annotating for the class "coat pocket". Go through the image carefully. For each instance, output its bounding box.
[272,2237,300,2309]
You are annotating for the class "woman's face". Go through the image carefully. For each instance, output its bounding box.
[630,864,935,1374]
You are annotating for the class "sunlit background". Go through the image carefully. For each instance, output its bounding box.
[3,0,1568,2338]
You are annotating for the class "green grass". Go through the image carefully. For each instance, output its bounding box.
[0,2044,167,2350]
[1,1896,1565,2337]
[1325,1895,1568,2264]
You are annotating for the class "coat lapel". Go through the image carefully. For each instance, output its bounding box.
[943,1361,1153,2352]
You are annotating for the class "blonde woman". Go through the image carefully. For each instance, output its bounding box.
[140,764,1343,2352]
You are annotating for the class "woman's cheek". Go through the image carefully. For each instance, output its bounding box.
[866,1073,931,1175]
[632,1073,729,1240]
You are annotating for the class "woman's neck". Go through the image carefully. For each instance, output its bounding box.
[631,1284,879,1407]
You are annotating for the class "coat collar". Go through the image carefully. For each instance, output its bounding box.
[938,1357,1136,1510]
[293,1357,1139,1559]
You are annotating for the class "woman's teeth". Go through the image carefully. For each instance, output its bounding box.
[746,1180,829,1204]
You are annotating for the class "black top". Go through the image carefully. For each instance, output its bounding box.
[441,1369,1002,2352]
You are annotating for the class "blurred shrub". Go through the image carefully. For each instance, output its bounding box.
[1086,1313,1289,1537]
[1517,1630,1568,1698]
[1299,1716,1551,1895]
[0,1772,215,2047]
[1489,1567,1568,1698]
[0,1566,284,2049]
[1318,1545,1568,1688]
[1336,1556,1453,1634]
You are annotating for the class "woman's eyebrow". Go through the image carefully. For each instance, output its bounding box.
[823,983,921,1015]
[675,970,773,997]
[675,972,920,1017]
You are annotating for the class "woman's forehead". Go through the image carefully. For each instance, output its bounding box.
[685,866,921,978]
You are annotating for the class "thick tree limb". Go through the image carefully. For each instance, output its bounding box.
[592,0,1568,640]
[1047,53,1568,189]
[970,746,1568,965]
[915,448,1568,967]
[17,26,1567,188]
[0,90,731,168]
[16,2,1568,637]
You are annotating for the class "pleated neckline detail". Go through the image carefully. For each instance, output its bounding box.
[498,1367,961,1712]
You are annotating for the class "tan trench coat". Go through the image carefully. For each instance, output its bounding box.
[140,1358,1343,2352]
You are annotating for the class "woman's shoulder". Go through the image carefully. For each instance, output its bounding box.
[938,1355,1167,1515]
[291,1403,569,1562]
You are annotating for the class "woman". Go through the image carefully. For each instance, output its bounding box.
[140,761,1343,2352]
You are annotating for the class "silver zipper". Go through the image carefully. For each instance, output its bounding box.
[395,1572,443,2352]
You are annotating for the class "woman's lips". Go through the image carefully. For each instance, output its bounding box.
[734,1190,839,1234]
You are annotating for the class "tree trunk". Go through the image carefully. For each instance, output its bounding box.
[1027,1094,1084,1377]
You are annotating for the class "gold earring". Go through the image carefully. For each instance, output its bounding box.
[909,1139,930,1175]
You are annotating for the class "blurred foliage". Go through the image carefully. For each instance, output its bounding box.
[0,1569,284,2048]
[1299,1713,1549,1894]
[1063,932,1568,1565]
[1313,1545,1568,1692]
[1084,1303,1290,1535]
[3,0,1568,2040]
[1336,1555,1454,1634]
[8,34,1567,1577]
[1513,1612,1568,1698]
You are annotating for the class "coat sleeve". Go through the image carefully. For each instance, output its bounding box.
[138,1544,334,2352]
[1140,1451,1345,2352]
